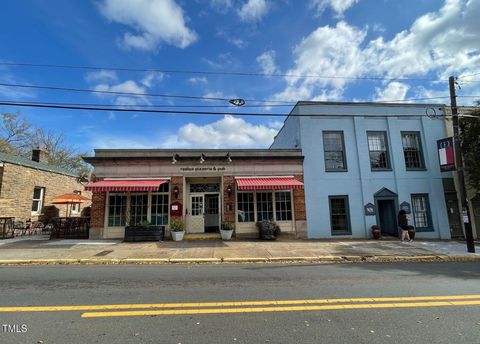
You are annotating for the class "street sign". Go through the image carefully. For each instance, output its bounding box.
[364,203,376,216]
[437,137,455,172]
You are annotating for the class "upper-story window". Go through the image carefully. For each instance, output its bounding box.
[323,131,347,171]
[401,132,425,170]
[31,187,45,215]
[367,131,391,170]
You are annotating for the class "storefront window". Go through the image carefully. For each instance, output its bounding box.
[129,193,148,225]
[108,194,127,227]
[151,193,169,225]
[237,192,254,222]
[256,192,274,221]
[275,191,292,221]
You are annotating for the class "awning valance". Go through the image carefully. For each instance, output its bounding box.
[236,177,304,191]
[85,179,168,192]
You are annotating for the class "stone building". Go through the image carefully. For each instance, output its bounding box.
[83,149,306,239]
[0,149,90,221]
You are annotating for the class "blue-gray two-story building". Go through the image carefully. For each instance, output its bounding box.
[271,101,452,239]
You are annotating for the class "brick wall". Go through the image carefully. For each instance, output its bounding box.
[170,176,184,221]
[223,175,236,222]
[293,175,306,221]
[0,162,91,221]
[90,192,106,228]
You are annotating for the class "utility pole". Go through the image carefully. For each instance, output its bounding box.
[449,76,475,253]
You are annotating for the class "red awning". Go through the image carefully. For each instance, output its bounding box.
[236,177,303,191]
[85,179,168,192]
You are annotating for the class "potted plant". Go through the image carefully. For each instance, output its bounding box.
[170,218,185,241]
[256,220,280,240]
[124,220,165,242]
[220,220,234,240]
[371,225,381,240]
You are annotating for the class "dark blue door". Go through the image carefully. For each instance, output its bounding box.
[378,200,397,236]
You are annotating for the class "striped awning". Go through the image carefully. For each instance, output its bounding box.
[236,177,304,191]
[85,179,168,192]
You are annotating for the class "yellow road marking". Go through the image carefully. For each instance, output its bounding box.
[81,300,480,318]
[1,295,480,313]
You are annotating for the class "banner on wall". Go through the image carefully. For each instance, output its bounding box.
[437,137,456,172]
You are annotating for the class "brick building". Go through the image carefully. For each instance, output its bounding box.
[83,149,306,239]
[0,149,90,221]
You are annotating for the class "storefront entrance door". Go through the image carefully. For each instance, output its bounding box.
[188,195,205,233]
[204,194,220,232]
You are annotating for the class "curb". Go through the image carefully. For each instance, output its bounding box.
[1,255,480,265]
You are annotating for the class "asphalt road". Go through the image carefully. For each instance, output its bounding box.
[1,262,479,344]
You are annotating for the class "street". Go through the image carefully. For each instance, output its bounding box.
[1,262,479,344]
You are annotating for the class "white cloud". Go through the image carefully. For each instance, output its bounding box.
[228,37,248,49]
[256,50,279,75]
[164,115,279,148]
[188,77,208,85]
[311,0,359,16]
[275,0,480,102]
[375,82,410,102]
[238,0,269,22]
[85,70,118,83]
[94,80,149,106]
[274,21,366,101]
[98,0,197,50]
[141,72,164,88]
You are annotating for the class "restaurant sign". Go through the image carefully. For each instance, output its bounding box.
[179,166,228,173]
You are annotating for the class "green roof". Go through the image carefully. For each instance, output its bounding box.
[0,151,77,177]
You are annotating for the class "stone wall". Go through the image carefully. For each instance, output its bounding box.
[0,162,91,221]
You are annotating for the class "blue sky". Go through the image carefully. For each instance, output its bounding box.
[1,0,479,153]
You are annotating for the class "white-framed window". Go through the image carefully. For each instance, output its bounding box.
[31,187,45,215]
[237,190,293,223]
[129,193,148,226]
[106,187,169,227]
[107,193,127,227]
[151,193,169,225]
[71,190,82,214]
[237,192,254,222]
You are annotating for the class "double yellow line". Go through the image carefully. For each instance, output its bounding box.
[1,295,479,318]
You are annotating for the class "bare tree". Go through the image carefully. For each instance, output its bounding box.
[0,112,32,153]
[0,111,90,175]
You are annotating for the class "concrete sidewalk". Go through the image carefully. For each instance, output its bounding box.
[0,235,479,265]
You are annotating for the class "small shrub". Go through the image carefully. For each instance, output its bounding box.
[170,218,185,232]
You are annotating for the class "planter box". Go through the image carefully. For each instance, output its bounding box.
[220,229,233,240]
[124,226,165,242]
[171,231,185,241]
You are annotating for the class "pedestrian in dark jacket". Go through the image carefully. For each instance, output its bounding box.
[397,209,411,242]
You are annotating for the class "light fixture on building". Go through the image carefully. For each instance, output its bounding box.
[226,184,233,197]
[200,153,205,164]
[173,186,179,199]
[226,153,232,164]
[172,154,179,164]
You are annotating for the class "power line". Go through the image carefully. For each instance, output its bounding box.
[0,82,454,105]
[0,61,443,82]
[0,101,451,118]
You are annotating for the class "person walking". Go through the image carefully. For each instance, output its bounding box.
[397,209,412,242]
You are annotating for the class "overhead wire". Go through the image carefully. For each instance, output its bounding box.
[0,62,443,82]
[0,101,452,118]
[0,82,454,105]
